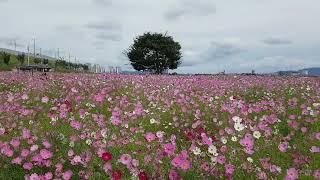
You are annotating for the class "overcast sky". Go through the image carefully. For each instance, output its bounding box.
[0,0,319,73]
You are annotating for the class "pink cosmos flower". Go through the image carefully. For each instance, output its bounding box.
[22,128,31,139]
[11,157,22,165]
[110,116,121,126]
[23,162,33,170]
[10,138,20,148]
[145,132,156,142]
[285,168,298,180]
[29,173,39,180]
[1,146,13,157]
[119,154,132,165]
[68,149,74,157]
[73,155,82,163]
[0,128,5,136]
[103,162,112,172]
[278,142,288,152]
[163,143,176,156]
[180,160,191,171]
[168,169,180,180]
[94,94,104,103]
[42,140,52,149]
[21,94,29,100]
[21,149,30,157]
[310,146,320,153]
[131,159,139,167]
[225,164,235,175]
[315,133,320,140]
[44,172,53,180]
[40,149,53,159]
[70,120,82,130]
[201,162,209,172]
[30,145,39,152]
[217,155,226,164]
[41,96,49,103]
[313,169,320,179]
[257,171,268,180]
[62,170,73,180]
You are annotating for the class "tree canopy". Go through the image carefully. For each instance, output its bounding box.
[0,52,11,65]
[125,32,182,74]
[17,53,25,65]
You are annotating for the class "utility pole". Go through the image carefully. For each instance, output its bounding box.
[57,48,60,59]
[40,48,42,58]
[27,44,30,65]
[33,38,36,59]
[14,40,17,51]
[68,52,71,69]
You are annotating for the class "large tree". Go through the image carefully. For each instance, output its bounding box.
[125,32,182,74]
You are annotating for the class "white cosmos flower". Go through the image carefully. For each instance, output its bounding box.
[193,147,201,155]
[101,129,108,138]
[253,131,261,139]
[231,136,238,142]
[232,116,242,123]
[247,157,253,163]
[208,145,217,154]
[234,123,245,131]
[313,103,320,107]
[86,139,92,145]
[69,141,75,147]
[221,137,227,144]
[210,156,217,163]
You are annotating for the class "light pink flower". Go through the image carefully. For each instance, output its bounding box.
[62,170,73,180]
[23,162,33,170]
[163,143,176,156]
[145,132,156,142]
[285,168,298,180]
[40,149,53,159]
[119,154,132,165]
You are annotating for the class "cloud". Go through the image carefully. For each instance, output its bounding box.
[96,32,121,42]
[92,0,112,6]
[262,37,292,45]
[181,40,243,67]
[85,20,122,44]
[204,41,243,59]
[86,21,121,31]
[165,0,216,20]
[0,0,8,3]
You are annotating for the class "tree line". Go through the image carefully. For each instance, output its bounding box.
[0,51,89,72]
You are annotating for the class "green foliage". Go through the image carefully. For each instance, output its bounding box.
[33,58,42,64]
[42,58,49,64]
[1,52,11,65]
[17,53,26,65]
[125,32,182,74]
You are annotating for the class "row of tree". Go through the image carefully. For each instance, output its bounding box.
[0,52,50,65]
[0,51,89,72]
[54,59,89,71]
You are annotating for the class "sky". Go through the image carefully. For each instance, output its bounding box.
[0,0,319,73]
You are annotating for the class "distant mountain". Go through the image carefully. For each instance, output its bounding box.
[300,67,320,76]
[276,67,320,76]
[0,48,57,61]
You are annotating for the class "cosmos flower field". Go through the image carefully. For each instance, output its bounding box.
[0,72,319,180]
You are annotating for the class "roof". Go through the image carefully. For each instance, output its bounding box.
[19,64,51,70]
